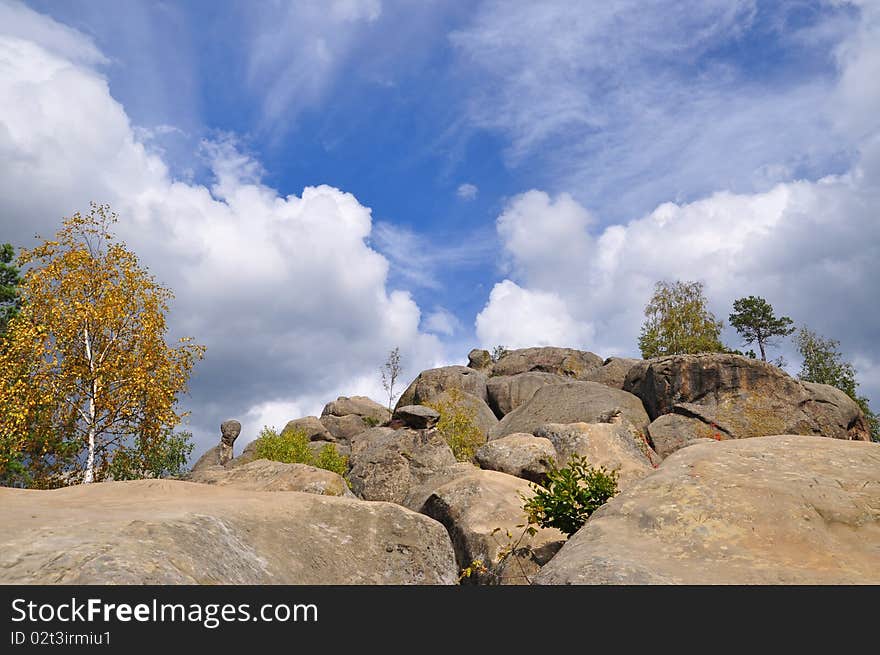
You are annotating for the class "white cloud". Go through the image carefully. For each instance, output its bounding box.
[456,183,478,200]
[0,6,444,454]
[450,1,862,221]
[475,280,592,349]
[423,307,462,337]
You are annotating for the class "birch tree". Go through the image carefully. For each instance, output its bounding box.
[638,280,725,358]
[0,204,205,486]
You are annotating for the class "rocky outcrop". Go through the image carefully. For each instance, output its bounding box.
[393,405,440,429]
[491,347,603,379]
[534,422,658,489]
[486,372,568,418]
[348,428,457,504]
[421,470,566,584]
[282,416,334,442]
[322,396,391,424]
[189,459,353,497]
[489,381,650,440]
[396,366,489,407]
[624,354,870,454]
[219,420,242,465]
[0,479,458,584]
[583,357,641,389]
[402,462,480,512]
[320,414,373,442]
[474,434,557,484]
[467,348,493,372]
[536,435,880,584]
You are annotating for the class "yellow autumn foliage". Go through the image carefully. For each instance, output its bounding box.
[0,204,205,487]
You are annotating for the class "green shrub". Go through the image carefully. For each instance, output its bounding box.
[109,430,194,481]
[253,426,349,476]
[426,388,484,462]
[314,442,348,477]
[522,455,619,537]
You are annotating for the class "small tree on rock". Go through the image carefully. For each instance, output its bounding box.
[381,346,403,411]
[729,295,795,362]
[795,326,878,442]
[638,280,725,358]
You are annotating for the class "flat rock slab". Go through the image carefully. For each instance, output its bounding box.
[189,459,353,497]
[0,479,458,585]
[536,435,880,584]
[394,405,441,429]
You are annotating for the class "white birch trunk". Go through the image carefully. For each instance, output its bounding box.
[82,326,96,484]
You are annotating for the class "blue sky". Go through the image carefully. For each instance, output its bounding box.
[2,0,878,453]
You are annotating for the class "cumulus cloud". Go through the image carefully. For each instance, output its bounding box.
[471,1,880,407]
[456,183,478,200]
[451,1,864,222]
[0,5,444,453]
[423,307,462,337]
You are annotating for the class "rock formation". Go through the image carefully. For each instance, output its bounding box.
[536,435,880,584]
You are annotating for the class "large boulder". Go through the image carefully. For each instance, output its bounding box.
[583,357,642,389]
[396,365,489,407]
[491,347,603,379]
[320,413,373,443]
[189,459,353,497]
[489,381,650,440]
[0,479,459,584]
[475,434,557,484]
[536,436,880,584]
[646,412,723,457]
[486,372,568,418]
[282,416,334,442]
[421,470,567,584]
[321,396,390,424]
[534,422,659,489]
[467,348,493,372]
[348,428,457,504]
[402,462,481,512]
[624,354,871,451]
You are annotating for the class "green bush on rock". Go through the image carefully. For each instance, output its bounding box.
[253,426,348,477]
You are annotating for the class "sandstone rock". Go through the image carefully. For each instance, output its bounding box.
[321,396,390,424]
[536,435,880,584]
[219,419,242,465]
[396,365,489,408]
[282,416,334,442]
[467,348,493,372]
[402,462,480,512]
[320,413,372,442]
[0,479,458,584]
[190,445,222,474]
[394,405,441,429]
[491,347,603,379]
[534,422,658,489]
[623,354,870,451]
[647,412,725,457]
[422,470,567,584]
[489,381,650,440]
[348,428,457,504]
[583,357,642,389]
[190,459,353,497]
[225,439,259,468]
[475,434,557,484]
[486,372,568,417]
